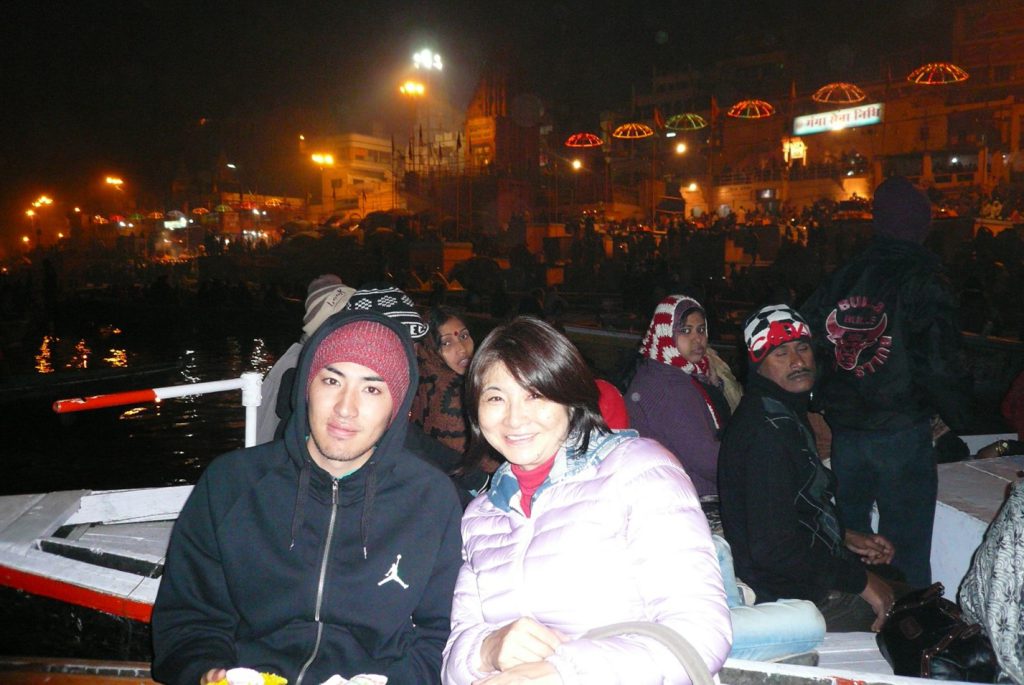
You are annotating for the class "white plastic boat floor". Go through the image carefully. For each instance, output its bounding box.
[813,632,892,674]
[0,486,190,606]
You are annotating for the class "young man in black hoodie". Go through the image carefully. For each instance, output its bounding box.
[801,176,976,588]
[719,305,895,632]
[152,310,464,685]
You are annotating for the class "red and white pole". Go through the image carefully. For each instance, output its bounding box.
[54,372,264,447]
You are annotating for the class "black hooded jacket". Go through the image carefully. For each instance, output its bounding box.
[152,310,464,685]
[801,237,975,432]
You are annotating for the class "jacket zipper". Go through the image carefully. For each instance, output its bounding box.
[296,478,339,685]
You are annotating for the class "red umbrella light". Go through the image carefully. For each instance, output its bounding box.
[727,99,775,119]
[612,122,654,139]
[565,132,604,148]
[811,82,866,104]
[665,113,708,131]
[907,62,969,85]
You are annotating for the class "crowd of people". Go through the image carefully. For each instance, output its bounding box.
[148,177,1022,685]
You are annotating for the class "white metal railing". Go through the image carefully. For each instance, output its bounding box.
[53,372,264,447]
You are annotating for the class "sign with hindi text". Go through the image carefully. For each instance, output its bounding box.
[793,103,883,136]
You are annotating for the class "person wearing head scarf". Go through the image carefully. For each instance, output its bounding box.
[410,306,475,453]
[625,295,740,497]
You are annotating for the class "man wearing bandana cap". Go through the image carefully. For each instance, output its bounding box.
[718,304,897,633]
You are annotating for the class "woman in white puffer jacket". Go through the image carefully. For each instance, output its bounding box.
[442,317,732,685]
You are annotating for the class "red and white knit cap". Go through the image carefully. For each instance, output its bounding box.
[639,294,710,376]
[307,320,410,421]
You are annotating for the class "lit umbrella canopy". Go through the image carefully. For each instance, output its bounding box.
[727,99,775,119]
[128,212,144,221]
[907,62,969,85]
[565,132,604,148]
[811,82,866,104]
[191,207,210,215]
[166,210,186,219]
[612,122,654,139]
[147,211,165,219]
[665,113,708,131]
[214,204,233,213]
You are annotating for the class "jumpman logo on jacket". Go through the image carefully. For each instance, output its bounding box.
[377,553,409,589]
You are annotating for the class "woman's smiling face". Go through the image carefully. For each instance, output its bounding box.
[476,362,570,471]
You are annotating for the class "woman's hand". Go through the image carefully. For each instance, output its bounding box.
[844,530,895,565]
[200,668,227,684]
[473,661,562,685]
[479,618,567,673]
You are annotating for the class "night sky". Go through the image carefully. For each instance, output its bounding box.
[0,0,954,249]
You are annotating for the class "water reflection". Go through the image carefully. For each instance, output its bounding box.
[250,337,274,375]
[104,348,128,367]
[3,322,294,496]
[67,339,92,370]
[35,336,56,374]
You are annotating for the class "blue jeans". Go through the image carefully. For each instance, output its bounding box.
[713,536,826,660]
[831,421,937,588]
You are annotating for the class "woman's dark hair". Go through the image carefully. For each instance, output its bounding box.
[465,316,608,458]
[426,305,466,351]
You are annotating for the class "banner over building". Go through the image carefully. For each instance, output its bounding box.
[793,103,884,136]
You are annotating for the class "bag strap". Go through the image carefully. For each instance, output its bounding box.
[920,623,981,678]
[583,622,715,685]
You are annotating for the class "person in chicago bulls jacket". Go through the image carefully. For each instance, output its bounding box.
[801,176,977,589]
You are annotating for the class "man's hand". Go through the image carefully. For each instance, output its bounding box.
[473,661,562,685]
[200,668,227,684]
[479,618,567,673]
[845,530,895,565]
[860,571,895,632]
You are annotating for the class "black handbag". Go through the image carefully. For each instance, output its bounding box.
[876,582,1000,682]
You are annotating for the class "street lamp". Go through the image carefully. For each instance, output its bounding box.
[309,153,336,216]
[413,49,442,71]
[311,153,334,168]
[399,80,425,96]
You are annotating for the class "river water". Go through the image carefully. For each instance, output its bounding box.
[1,303,297,497]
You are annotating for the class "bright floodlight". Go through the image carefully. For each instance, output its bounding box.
[400,80,426,96]
[571,159,582,170]
[413,49,443,71]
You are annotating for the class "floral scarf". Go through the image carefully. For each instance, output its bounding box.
[409,341,469,453]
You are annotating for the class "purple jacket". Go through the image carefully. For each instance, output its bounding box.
[442,431,732,685]
[626,360,723,497]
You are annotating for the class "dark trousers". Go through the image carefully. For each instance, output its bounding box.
[814,590,877,632]
[831,421,937,589]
